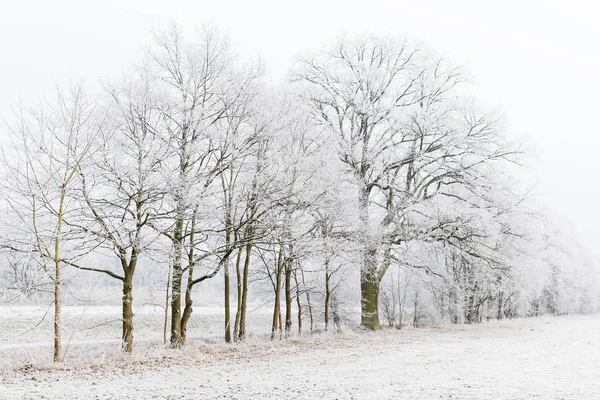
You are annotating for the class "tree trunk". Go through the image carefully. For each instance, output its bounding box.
[180,281,193,344]
[238,228,252,341]
[170,215,184,347]
[360,267,380,330]
[164,262,171,346]
[271,248,283,340]
[224,218,233,343]
[293,268,302,334]
[224,261,231,342]
[497,290,504,320]
[324,260,331,332]
[324,291,330,332]
[301,268,313,332]
[233,246,243,341]
[413,291,419,327]
[180,210,198,345]
[284,258,292,336]
[53,269,61,363]
[358,183,380,330]
[122,272,134,353]
[53,192,66,363]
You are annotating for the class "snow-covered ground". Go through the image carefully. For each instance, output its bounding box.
[1,313,599,399]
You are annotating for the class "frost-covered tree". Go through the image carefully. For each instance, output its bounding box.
[293,35,522,329]
[1,82,99,361]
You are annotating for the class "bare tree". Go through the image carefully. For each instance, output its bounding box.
[1,82,99,361]
[68,69,166,352]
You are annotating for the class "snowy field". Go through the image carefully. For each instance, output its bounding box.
[0,313,599,399]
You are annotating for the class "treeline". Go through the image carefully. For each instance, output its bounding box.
[1,25,597,361]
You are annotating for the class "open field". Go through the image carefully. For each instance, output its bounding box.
[0,311,598,399]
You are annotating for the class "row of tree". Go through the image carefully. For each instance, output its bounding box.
[1,25,598,362]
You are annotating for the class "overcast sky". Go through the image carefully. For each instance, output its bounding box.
[1,0,599,252]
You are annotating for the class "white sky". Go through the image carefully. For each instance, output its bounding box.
[1,0,599,252]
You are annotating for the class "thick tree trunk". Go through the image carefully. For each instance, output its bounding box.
[360,247,381,330]
[180,211,198,345]
[170,215,184,347]
[278,311,282,336]
[497,290,504,320]
[358,184,381,330]
[360,271,381,330]
[122,273,134,353]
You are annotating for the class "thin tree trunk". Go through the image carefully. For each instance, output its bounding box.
[284,257,293,336]
[164,260,171,346]
[497,290,504,320]
[224,262,231,342]
[271,247,283,340]
[53,266,61,363]
[53,192,66,363]
[224,222,233,343]
[238,226,252,341]
[324,259,330,332]
[180,283,193,343]
[293,268,302,335]
[301,268,313,332]
[233,246,243,341]
[413,289,419,327]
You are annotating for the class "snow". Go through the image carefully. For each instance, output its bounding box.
[1,314,599,399]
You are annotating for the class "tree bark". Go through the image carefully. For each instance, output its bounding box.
[284,257,293,336]
[293,268,302,334]
[497,290,504,321]
[164,262,171,346]
[233,246,243,341]
[238,226,252,341]
[301,268,313,332]
[180,209,198,345]
[360,269,381,330]
[52,191,66,363]
[224,221,233,343]
[358,184,381,330]
[180,281,193,343]
[53,267,61,363]
[271,247,283,340]
[324,259,331,332]
[170,215,184,347]
[224,262,231,342]
[122,271,134,353]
